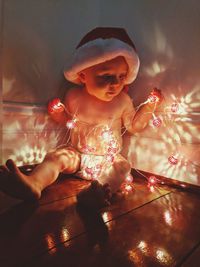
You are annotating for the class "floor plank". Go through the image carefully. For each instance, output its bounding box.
[29,191,200,267]
[181,243,200,267]
[0,176,200,267]
[0,177,169,267]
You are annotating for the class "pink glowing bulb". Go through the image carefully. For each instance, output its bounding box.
[168,155,178,165]
[105,154,114,163]
[85,167,93,174]
[171,102,179,113]
[125,174,133,183]
[108,140,118,148]
[152,117,162,127]
[107,147,117,154]
[148,91,160,104]
[121,182,134,194]
[66,119,76,129]
[148,176,157,185]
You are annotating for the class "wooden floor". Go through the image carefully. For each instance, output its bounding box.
[0,172,200,267]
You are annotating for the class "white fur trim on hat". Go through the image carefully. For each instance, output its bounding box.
[64,38,140,85]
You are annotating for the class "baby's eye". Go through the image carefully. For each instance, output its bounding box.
[97,75,113,82]
[103,75,113,80]
[119,74,127,81]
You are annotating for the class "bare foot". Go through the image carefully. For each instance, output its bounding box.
[0,159,41,200]
[76,180,112,210]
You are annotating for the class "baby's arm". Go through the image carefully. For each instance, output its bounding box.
[122,89,162,133]
[48,89,78,125]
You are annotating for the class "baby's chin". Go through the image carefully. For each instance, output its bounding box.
[97,92,119,102]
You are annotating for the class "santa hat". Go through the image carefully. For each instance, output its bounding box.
[64,27,140,85]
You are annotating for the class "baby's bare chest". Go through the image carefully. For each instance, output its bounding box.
[74,100,123,125]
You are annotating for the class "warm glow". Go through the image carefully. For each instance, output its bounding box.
[66,119,76,129]
[137,240,148,254]
[164,210,173,226]
[156,248,173,265]
[60,227,70,247]
[45,234,57,255]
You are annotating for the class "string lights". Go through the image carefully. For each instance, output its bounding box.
[168,155,179,165]
[48,88,193,195]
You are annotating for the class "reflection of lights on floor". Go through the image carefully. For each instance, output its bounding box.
[102,211,114,230]
[128,244,174,265]
[156,248,174,265]
[45,234,57,255]
[137,240,148,254]
[60,227,70,247]
[128,249,142,265]
[164,210,173,226]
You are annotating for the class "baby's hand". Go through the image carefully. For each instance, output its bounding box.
[48,98,65,114]
[148,88,164,105]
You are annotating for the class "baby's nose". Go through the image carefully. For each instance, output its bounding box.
[110,76,120,85]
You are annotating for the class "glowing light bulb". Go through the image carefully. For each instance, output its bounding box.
[125,184,133,192]
[66,119,76,129]
[125,174,133,183]
[168,155,178,165]
[171,102,179,113]
[54,102,62,109]
[152,117,162,127]
[121,182,134,194]
[147,91,160,103]
[148,184,155,192]
[101,129,113,141]
[85,167,93,174]
[109,140,118,148]
[51,98,63,110]
[105,154,114,163]
[148,175,157,185]
[107,146,117,154]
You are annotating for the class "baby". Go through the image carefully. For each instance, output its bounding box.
[0,27,162,207]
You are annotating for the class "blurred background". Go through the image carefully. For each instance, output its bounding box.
[0,0,199,185]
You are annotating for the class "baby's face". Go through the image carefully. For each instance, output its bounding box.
[79,56,128,101]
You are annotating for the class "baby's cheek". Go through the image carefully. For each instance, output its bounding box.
[95,78,110,88]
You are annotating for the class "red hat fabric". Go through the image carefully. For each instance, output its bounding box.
[64,27,140,85]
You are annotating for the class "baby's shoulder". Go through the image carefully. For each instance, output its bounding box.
[64,87,83,112]
[65,87,82,98]
[64,87,82,103]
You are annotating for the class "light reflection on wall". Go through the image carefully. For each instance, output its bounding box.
[129,22,200,184]
[127,86,200,185]
[2,104,69,166]
[10,145,46,166]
